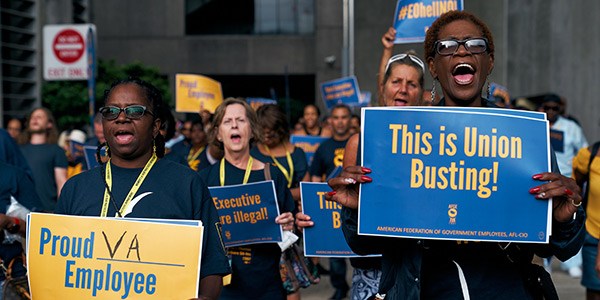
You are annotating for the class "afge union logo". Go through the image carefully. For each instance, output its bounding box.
[448,204,458,224]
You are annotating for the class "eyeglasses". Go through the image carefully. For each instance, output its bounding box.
[98,105,154,120]
[384,53,425,74]
[434,38,489,56]
[542,105,560,112]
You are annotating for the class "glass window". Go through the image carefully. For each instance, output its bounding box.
[185,0,314,35]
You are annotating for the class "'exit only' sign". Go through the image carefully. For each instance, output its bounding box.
[43,24,96,81]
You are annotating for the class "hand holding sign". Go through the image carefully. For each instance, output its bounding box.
[326,166,371,210]
[276,211,295,231]
[530,171,582,223]
[382,27,396,50]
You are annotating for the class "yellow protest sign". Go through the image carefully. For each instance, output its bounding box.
[27,213,203,299]
[176,73,223,113]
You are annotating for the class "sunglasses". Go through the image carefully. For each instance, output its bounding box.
[99,105,154,120]
[542,105,560,112]
[434,38,489,56]
[384,53,425,74]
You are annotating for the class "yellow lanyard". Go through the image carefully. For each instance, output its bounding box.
[187,146,205,163]
[265,145,294,188]
[220,157,253,186]
[101,153,157,217]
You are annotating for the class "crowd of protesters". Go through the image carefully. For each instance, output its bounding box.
[1,10,598,300]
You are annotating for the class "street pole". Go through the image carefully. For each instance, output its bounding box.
[342,0,354,77]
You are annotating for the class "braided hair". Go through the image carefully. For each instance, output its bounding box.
[97,78,166,161]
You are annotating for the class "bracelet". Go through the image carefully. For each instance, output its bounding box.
[570,199,582,207]
[6,217,20,234]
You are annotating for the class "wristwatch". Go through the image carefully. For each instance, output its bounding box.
[6,217,20,234]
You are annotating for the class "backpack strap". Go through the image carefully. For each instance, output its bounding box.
[264,162,272,181]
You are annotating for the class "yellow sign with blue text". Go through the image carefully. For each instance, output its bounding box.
[176,73,223,113]
[27,213,203,299]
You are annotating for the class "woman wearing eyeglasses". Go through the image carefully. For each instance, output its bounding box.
[55,78,230,299]
[325,11,585,300]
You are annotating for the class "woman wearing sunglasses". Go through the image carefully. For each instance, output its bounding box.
[326,11,584,299]
[297,43,425,299]
[55,78,230,299]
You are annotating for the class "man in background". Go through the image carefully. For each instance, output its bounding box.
[540,94,588,278]
[5,118,23,141]
[19,108,68,212]
[309,104,353,300]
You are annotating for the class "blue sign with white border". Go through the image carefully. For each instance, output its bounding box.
[320,76,361,109]
[358,107,551,243]
[290,135,329,167]
[393,0,464,44]
[209,181,283,247]
[301,182,362,257]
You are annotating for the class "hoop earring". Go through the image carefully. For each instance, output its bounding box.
[430,80,437,104]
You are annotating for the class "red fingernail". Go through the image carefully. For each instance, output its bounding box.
[529,187,540,194]
[565,188,573,196]
[532,174,543,180]
[361,167,372,173]
[361,175,372,182]
[327,191,337,197]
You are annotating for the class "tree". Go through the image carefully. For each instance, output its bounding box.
[42,59,171,131]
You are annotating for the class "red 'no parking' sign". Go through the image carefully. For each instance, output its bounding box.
[52,29,84,64]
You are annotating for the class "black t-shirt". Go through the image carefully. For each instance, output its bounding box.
[190,147,213,173]
[309,138,348,179]
[0,161,44,279]
[0,161,43,213]
[56,158,230,279]
[420,240,530,299]
[199,159,296,300]
[250,146,308,188]
[0,129,32,176]
[20,143,68,211]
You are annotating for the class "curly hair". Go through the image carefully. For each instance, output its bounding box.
[424,10,495,60]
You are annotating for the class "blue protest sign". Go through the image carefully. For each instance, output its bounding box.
[358,107,551,243]
[290,135,329,167]
[358,91,372,107]
[300,182,358,257]
[392,106,547,120]
[393,0,464,44]
[83,145,102,170]
[70,140,85,159]
[549,128,565,153]
[209,181,283,247]
[320,76,361,109]
[246,97,277,110]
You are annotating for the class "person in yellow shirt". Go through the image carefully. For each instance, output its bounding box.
[574,142,600,299]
